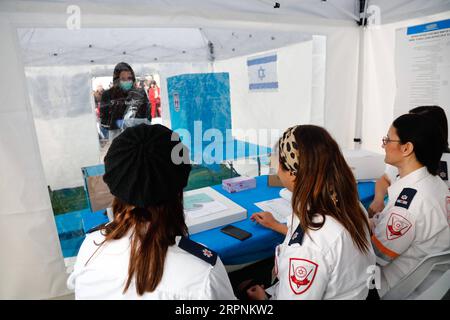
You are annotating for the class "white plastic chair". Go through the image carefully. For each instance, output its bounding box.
[382,250,450,300]
[413,269,450,300]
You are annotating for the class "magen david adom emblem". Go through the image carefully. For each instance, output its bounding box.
[289,258,318,295]
[386,212,412,240]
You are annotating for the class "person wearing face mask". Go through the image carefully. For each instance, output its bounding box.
[99,62,151,141]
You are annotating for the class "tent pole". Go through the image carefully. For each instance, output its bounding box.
[354,27,365,150]
[354,0,369,150]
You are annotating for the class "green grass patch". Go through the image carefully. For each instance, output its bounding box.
[49,164,238,215]
[49,186,88,216]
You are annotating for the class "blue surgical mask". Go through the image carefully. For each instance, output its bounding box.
[119,80,133,91]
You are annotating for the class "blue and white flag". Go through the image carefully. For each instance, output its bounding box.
[247,53,278,91]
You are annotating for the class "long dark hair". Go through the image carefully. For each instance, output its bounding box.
[281,125,371,254]
[109,62,136,98]
[94,195,187,295]
[393,113,444,175]
[409,105,449,153]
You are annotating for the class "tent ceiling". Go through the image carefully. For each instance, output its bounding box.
[369,0,450,23]
[7,1,450,66]
[2,0,450,25]
[17,27,313,66]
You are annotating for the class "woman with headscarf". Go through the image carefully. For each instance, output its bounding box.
[247,125,376,300]
[67,124,235,299]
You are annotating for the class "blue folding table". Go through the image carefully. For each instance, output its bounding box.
[190,175,375,265]
[78,167,375,265]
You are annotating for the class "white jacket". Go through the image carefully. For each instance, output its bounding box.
[372,166,450,296]
[269,214,375,300]
[67,230,236,300]
[385,153,450,189]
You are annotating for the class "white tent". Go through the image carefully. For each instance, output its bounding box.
[1,0,449,299]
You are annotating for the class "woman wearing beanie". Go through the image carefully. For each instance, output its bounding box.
[67,124,235,299]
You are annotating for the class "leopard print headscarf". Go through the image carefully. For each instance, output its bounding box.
[279,125,300,175]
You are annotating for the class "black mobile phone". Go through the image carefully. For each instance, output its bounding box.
[220,225,252,241]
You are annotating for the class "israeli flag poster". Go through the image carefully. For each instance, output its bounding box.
[247,53,278,92]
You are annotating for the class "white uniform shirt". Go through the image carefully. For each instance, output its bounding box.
[371,166,450,296]
[385,153,450,188]
[269,214,376,300]
[67,230,236,300]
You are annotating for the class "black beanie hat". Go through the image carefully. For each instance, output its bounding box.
[103,124,191,207]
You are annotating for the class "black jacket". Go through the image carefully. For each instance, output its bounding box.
[100,87,151,130]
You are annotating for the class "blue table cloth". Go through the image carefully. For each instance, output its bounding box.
[55,208,109,257]
[79,165,375,265]
[190,175,375,265]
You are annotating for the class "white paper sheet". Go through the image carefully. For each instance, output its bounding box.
[254,197,292,223]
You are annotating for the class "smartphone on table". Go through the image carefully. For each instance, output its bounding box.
[220,225,252,241]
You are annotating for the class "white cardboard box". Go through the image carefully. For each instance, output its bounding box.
[342,149,385,180]
[184,187,247,234]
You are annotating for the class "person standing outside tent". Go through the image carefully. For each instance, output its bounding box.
[148,80,161,118]
[368,105,450,218]
[93,84,107,140]
[247,125,375,300]
[369,114,450,297]
[99,62,151,141]
[67,124,236,299]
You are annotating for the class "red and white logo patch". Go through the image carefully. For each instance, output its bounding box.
[288,258,318,295]
[386,213,412,240]
[202,248,213,258]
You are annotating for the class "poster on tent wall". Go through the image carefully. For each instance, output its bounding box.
[247,53,278,92]
[394,19,450,117]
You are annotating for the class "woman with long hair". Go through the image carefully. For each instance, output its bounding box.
[249,125,375,299]
[99,62,151,141]
[67,124,235,299]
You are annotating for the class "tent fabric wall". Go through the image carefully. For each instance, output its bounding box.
[214,40,314,147]
[25,66,101,189]
[0,4,360,299]
[213,35,327,147]
[0,19,69,299]
[361,10,450,154]
[1,0,449,299]
[310,35,327,126]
